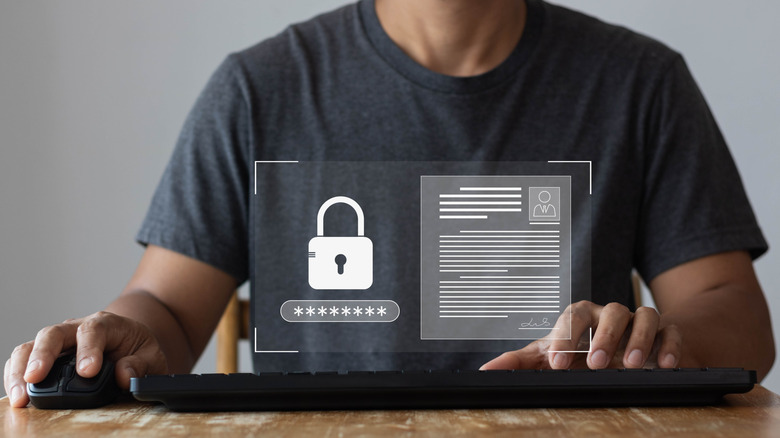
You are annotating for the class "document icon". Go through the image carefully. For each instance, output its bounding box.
[420,175,571,340]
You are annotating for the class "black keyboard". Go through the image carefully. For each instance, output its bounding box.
[130,368,755,411]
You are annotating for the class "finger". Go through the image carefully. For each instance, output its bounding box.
[75,314,111,378]
[656,324,683,368]
[24,323,78,384]
[115,346,168,390]
[588,303,632,369]
[622,306,660,368]
[7,342,34,408]
[4,358,11,395]
[114,356,144,390]
[479,340,549,370]
[548,301,597,369]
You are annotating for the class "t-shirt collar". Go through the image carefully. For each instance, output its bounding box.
[358,0,544,94]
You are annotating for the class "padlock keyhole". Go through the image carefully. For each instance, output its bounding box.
[335,254,347,275]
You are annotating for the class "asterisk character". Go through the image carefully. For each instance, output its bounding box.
[318,306,327,316]
[353,306,363,316]
[377,306,387,316]
[341,306,351,316]
[365,306,375,316]
[293,306,303,316]
[330,306,340,316]
[306,306,315,316]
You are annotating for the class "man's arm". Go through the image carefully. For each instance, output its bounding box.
[651,250,774,379]
[480,251,775,379]
[109,244,239,373]
[4,244,237,408]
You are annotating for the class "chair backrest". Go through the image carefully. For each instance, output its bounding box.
[216,292,250,374]
[632,271,643,309]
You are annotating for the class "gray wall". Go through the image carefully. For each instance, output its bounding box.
[1,1,778,397]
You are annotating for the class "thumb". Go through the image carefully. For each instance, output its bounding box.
[114,349,168,390]
[480,339,550,370]
[480,348,539,370]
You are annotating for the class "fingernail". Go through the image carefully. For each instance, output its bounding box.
[25,360,41,375]
[663,353,677,368]
[591,349,608,368]
[552,353,567,368]
[78,357,93,372]
[125,367,137,378]
[10,385,22,405]
[627,349,643,367]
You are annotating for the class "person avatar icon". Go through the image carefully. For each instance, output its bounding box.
[532,190,557,218]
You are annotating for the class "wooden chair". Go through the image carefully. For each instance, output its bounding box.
[215,274,645,373]
[632,271,643,309]
[215,292,250,374]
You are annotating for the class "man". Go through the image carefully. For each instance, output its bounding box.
[4,0,774,408]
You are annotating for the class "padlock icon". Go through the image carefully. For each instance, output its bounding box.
[308,196,373,290]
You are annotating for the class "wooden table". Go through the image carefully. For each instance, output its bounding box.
[3,387,780,437]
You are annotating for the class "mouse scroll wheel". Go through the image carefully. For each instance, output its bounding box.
[65,362,113,393]
[62,363,76,379]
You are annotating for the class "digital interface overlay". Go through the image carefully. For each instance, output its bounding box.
[250,161,591,354]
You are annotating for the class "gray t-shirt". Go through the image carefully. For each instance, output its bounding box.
[137,0,767,371]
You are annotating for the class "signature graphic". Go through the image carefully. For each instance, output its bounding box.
[520,317,551,328]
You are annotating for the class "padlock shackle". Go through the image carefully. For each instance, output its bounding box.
[316,196,365,236]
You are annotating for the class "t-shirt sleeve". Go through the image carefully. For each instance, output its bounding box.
[135,55,250,283]
[633,55,768,282]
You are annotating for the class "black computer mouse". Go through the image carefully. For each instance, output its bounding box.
[27,354,121,409]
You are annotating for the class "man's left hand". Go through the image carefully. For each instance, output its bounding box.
[480,301,682,370]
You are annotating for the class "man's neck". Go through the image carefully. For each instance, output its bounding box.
[374,0,527,77]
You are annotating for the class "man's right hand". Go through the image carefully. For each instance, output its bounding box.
[4,245,239,409]
[4,311,168,408]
